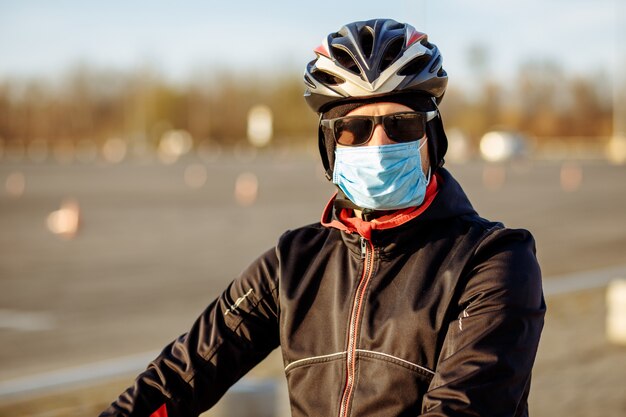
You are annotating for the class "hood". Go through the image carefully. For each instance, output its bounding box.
[417,168,476,222]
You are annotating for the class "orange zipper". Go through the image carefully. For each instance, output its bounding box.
[338,237,375,417]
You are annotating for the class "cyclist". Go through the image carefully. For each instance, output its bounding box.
[101,18,545,417]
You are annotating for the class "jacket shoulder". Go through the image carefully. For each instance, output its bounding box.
[277,222,334,247]
[461,221,543,312]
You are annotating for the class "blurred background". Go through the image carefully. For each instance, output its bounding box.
[0,1,625,416]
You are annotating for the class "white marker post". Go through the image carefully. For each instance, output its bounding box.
[606,278,626,345]
[247,105,273,148]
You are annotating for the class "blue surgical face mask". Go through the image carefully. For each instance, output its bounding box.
[332,139,430,210]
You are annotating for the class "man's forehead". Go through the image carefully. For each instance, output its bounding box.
[346,102,415,116]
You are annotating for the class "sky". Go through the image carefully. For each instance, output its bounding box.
[0,0,623,87]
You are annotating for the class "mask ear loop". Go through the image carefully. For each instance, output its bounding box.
[417,136,432,185]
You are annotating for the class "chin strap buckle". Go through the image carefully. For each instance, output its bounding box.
[361,209,377,222]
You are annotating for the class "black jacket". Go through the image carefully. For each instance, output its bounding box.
[101,168,545,417]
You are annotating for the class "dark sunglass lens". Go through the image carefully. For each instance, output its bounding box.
[335,118,374,146]
[384,113,425,142]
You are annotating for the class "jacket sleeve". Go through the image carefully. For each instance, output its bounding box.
[100,247,281,417]
[421,227,546,417]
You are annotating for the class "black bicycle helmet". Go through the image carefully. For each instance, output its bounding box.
[304,18,449,176]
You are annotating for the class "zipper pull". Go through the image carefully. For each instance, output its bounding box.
[360,237,368,259]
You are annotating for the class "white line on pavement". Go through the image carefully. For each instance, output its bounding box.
[542,264,626,296]
[0,350,160,400]
[0,310,57,332]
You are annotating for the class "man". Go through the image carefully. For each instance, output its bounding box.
[101,18,545,417]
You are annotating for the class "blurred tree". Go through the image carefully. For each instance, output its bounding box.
[516,61,562,137]
[186,89,212,141]
[266,75,317,143]
[0,62,614,151]
[0,83,9,139]
[564,76,612,137]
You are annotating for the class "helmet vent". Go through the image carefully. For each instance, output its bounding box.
[420,38,434,50]
[398,53,431,76]
[428,55,442,73]
[304,74,316,89]
[379,37,404,72]
[386,21,404,31]
[311,69,344,86]
[332,46,361,76]
[359,27,374,58]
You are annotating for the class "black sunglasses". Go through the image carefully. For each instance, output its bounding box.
[321,110,437,146]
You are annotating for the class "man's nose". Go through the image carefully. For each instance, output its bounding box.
[368,124,394,146]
